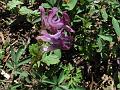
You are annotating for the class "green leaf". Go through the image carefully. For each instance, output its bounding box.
[10,84,21,90]
[42,54,60,66]
[32,17,41,24]
[0,49,5,60]
[7,0,23,10]
[53,76,58,84]
[101,8,108,21]
[69,87,86,90]
[47,0,57,6]
[118,71,120,82]
[112,17,120,36]
[98,35,113,42]
[6,61,14,70]
[17,57,31,67]
[63,0,78,10]
[58,71,65,85]
[15,46,25,65]
[59,85,69,90]
[29,44,39,57]
[42,79,56,85]
[97,38,102,52]
[73,15,81,22]
[19,6,33,15]
[41,3,52,8]
[19,71,28,78]
[31,10,39,16]
[53,49,61,59]
[117,83,120,88]
[10,47,16,63]
[52,86,62,90]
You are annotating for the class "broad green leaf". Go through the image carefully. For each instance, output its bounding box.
[101,8,108,21]
[7,0,23,10]
[19,6,33,15]
[41,3,52,8]
[17,58,31,67]
[112,17,120,36]
[42,54,60,66]
[98,35,113,42]
[63,0,77,10]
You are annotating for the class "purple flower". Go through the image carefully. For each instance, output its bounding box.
[39,6,63,33]
[36,30,73,51]
[39,6,74,33]
[37,6,74,51]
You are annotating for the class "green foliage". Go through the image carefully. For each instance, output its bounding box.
[117,72,120,89]
[0,49,5,60]
[42,71,69,90]
[41,53,60,66]
[46,0,57,6]
[19,6,33,15]
[41,49,61,66]
[7,0,23,10]
[63,64,82,88]
[41,3,52,8]
[2,0,120,89]
[98,35,113,42]
[29,43,43,68]
[6,46,31,76]
[62,0,78,10]
[29,43,61,66]
[101,7,108,21]
[112,17,120,37]
[29,43,40,57]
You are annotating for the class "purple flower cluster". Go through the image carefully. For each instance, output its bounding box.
[36,6,74,51]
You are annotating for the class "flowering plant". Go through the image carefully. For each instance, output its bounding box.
[36,6,74,51]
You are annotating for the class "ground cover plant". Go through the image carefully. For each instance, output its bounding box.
[0,0,120,90]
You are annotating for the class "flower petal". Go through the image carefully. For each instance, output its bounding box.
[36,36,51,42]
[62,11,70,25]
[65,25,75,32]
